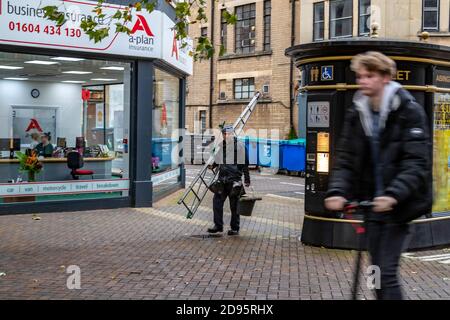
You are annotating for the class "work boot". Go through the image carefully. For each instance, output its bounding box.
[207,226,223,233]
[227,229,239,236]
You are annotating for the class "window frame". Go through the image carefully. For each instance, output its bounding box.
[234,3,256,54]
[313,1,325,41]
[422,0,440,31]
[358,0,371,36]
[263,0,271,51]
[200,26,208,38]
[234,78,255,100]
[329,0,354,39]
[220,9,228,51]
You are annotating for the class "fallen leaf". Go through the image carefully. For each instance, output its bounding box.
[32,214,41,221]
[0,272,6,277]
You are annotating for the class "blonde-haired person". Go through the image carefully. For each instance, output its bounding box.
[325,51,431,300]
[29,132,41,149]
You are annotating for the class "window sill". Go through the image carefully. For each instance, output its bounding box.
[218,50,273,61]
[216,98,272,105]
[421,31,450,37]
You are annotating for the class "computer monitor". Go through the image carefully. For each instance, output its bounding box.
[0,138,20,151]
[57,137,67,148]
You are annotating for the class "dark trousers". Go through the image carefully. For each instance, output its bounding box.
[213,183,240,231]
[367,219,412,300]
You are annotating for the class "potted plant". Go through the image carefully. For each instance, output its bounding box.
[16,150,43,182]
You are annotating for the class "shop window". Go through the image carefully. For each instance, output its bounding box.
[263,0,271,51]
[423,0,440,31]
[152,68,181,197]
[0,51,131,205]
[234,78,255,100]
[359,0,371,36]
[313,2,325,41]
[235,3,256,54]
[330,0,353,39]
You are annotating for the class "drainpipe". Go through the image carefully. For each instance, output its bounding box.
[209,0,215,130]
[289,0,296,131]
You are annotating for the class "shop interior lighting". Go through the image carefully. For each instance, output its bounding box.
[100,66,125,71]
[62,80,86,84]
[4,77,29,81]
[0,66,24,70]
[25,60,59,65]
[62,71,93,75]
[91,78,118,81]
[51,57,85,62]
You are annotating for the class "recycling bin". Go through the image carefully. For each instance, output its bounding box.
[280,138,306,172]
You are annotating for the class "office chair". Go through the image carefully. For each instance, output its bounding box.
[67,151,94,180]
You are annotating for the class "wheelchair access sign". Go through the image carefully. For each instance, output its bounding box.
[321,66,334,81]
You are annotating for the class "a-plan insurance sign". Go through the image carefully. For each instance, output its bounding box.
[0,0,192,74]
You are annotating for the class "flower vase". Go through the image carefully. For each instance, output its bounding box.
[28,171,36,183]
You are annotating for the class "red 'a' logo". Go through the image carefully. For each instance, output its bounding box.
[171,31,179,60]
[25,119,43,132]
[130,14,155,36]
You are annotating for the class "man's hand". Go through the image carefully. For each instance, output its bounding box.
[244,182,250,187]
[373,196,398,213]
[324,196,347,211]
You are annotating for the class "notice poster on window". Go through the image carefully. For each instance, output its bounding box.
[317,152,329,173]
[308,101,330,128]
[317,132,330,152]
[96,104,104,128]
[432,93,450,213]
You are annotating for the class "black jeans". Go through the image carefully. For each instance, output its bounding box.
[366,219,412,300]
[213,182,241,231]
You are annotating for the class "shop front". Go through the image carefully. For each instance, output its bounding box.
[0,0,192,214]
[286,39,450,249]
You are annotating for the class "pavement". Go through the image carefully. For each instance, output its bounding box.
[0,165,449,300]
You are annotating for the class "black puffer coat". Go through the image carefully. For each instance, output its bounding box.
[326,82,432,223]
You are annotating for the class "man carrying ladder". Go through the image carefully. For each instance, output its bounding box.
[177,92,261,224]
[207,124,251,236]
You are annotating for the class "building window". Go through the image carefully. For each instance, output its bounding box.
[220,9,227,51]
[330,0,353,39]
[234,78,255,99]
[423,0,440,31]
[200,27,207,38]
[313,2,325,41]
[263,0,271,51]
[235,3,256,54]
[359,0,371,36]
[199,111,207,134]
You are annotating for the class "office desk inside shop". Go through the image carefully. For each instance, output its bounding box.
[0,157,115,182]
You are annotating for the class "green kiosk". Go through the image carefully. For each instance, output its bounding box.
[286,39,450,249]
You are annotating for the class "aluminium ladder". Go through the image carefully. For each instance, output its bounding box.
[177,91,261,219]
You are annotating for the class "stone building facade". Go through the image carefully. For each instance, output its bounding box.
[186,0,450,137]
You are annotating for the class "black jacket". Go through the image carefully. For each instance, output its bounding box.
[326,82,432,223]
[213,138,250,185]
